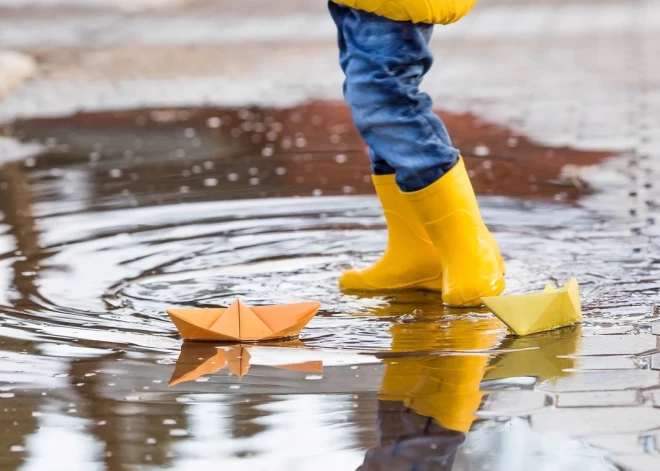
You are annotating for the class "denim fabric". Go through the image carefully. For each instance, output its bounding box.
[329,2,460,192]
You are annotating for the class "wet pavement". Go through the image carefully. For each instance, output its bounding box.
[1,1,660,471]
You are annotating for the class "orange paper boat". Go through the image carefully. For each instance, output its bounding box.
[166,299,321,341]
[169,343,324,385]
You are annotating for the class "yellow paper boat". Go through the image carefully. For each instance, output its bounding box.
[482,278,582,336]
[169,343,323,385]
[167,299,321,342]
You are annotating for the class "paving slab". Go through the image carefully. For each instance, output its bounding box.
[538,371,660,393]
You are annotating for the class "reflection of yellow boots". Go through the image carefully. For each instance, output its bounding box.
[379,319,501,433]
[404,157,505,307]
[340,174,443,291]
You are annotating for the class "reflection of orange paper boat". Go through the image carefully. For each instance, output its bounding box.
[169,343,323,386]
[167,299,321,341]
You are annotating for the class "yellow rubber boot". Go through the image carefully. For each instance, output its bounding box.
[340,174,443,291]
[404,157,506,307]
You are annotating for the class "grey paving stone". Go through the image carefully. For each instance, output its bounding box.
[652,323,660,336]
[583,325,635,335]
[578,335,657,356]
[557,391,639,408]
[649,354,660,371]
[584,435,644,455]
[537,370,660,393]
[573,356,638,371]
[613,455,660,471]
[478,390,549,417]
[532,407,660,437]
[648,390,660,408]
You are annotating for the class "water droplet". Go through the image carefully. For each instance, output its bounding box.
[262,147,274,157]
[207,117,221,128]
[305,375,323,380]
[229,385,240,390]
[227,173,239,182]
[10,445,25,452]
[125,395,140,402]
[180,185,190,194]
[203,178,219,187]
[249,178,260,186]
[54,373,69,378]
[156,359,175,365]
[146,438,157,445]
[474,144,490,156]
[350,366,359,370]
[334,154,347,164]
[271,122,283,133]
[0,393,15,398]
[163,419,177,425]
[169,429,189,437]
[313,189,322,197]
[184,128,196,138]
[109,169,122,178]
[275,167,286,176]
[194,377,209,382]
[397,314,416,323]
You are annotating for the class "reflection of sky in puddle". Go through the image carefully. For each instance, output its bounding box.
[457,419,618,471]
[16,396,616,471]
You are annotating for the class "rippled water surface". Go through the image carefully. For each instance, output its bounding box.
[0,104,656,470]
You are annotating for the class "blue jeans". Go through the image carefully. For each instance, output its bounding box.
[328,2,460,192]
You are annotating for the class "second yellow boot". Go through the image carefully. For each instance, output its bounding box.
[404,157,506,307]
[339,174,443,291]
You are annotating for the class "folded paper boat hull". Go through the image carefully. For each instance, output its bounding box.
[167,300,321,342]
[482,279,582,336]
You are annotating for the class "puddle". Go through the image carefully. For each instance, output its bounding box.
[0,102,656,470]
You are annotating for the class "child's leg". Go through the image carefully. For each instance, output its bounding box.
[329,2,443,292]
[330,2,505,305]
[329,2,459,192]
